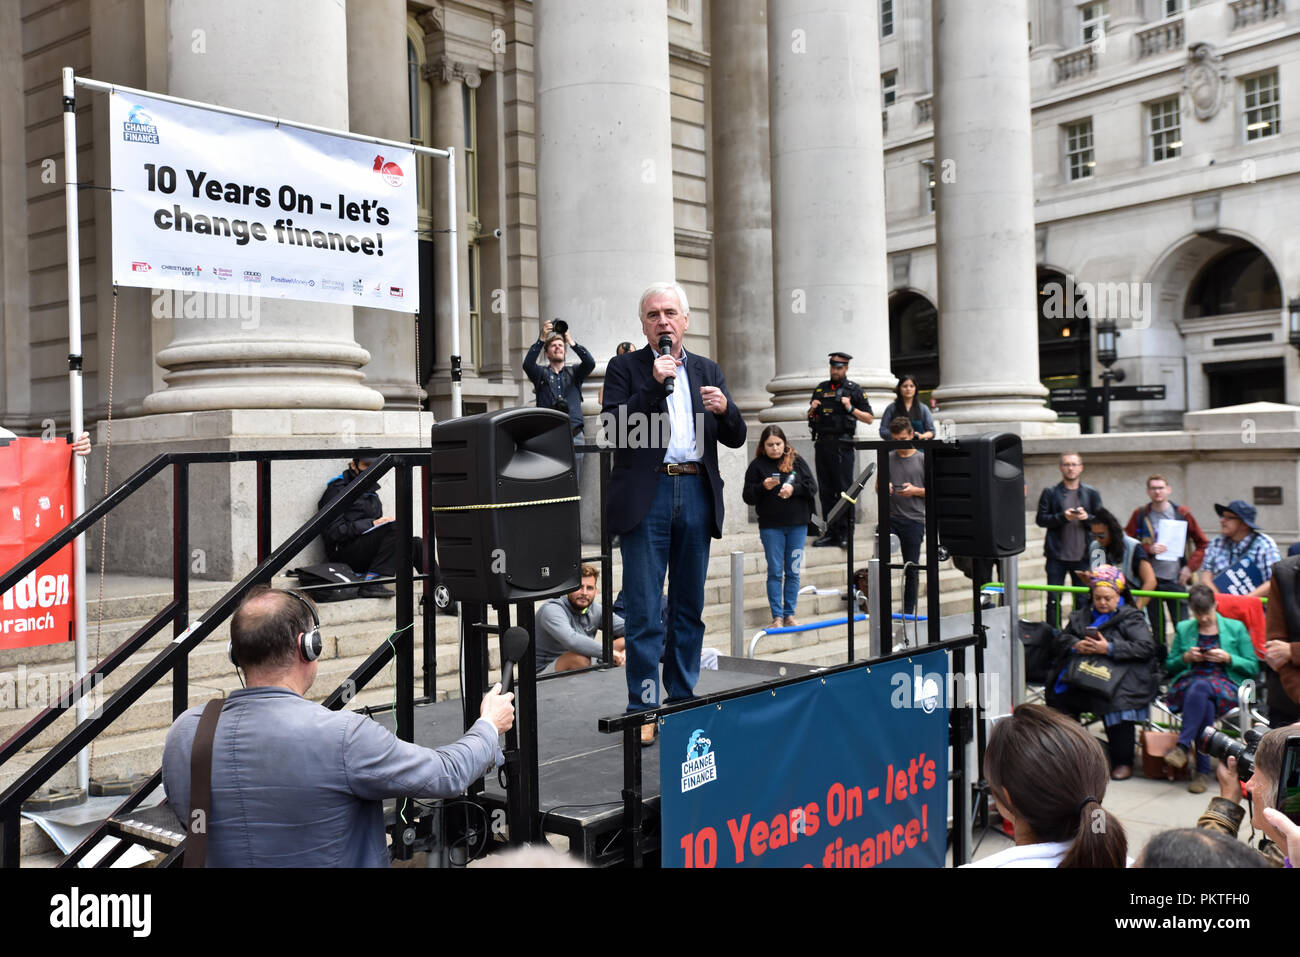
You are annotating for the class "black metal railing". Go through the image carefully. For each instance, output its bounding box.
[0,447,437,867]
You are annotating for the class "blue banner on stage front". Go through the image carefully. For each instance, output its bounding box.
[661,651,950,868]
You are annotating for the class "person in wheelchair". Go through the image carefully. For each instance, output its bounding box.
[1045,565,1160,782]
[1162,584,1260,793]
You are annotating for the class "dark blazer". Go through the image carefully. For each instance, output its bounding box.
[602,344,746,538]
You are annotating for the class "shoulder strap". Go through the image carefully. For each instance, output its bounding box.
[185,697,224,868]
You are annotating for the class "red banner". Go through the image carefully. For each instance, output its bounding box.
[0,438,75,649]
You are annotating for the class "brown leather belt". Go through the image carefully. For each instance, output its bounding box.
[656,462,701,475]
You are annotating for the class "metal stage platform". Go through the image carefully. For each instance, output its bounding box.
[381,655,818,866]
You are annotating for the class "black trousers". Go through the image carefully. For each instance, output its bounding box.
[1046,684,1138,769]
[333,525,424,578]
[814,439,854,538]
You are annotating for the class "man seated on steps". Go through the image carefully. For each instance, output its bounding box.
[318,456,423,598]
[535,564,626,673]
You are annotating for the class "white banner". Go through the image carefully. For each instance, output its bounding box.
[109,92,419,313]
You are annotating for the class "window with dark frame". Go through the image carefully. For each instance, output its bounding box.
[1065,118,1095,181]
[1148,96,1182,162]
[1243,70,1280,142]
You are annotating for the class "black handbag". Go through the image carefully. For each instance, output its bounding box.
[1064,654,1131,697]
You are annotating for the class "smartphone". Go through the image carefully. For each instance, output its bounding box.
[1085,627,1102,639]
[1277,736,1300,825]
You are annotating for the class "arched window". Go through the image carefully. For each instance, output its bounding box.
[888,292,939,390]
[1184,241,1280,318]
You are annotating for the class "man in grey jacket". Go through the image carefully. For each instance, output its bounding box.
[535,564,625,673]
[162,587,514,867]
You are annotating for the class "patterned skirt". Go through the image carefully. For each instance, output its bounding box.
[1166,665,1238,718]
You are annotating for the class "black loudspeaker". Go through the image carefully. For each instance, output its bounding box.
[932,432,1026,559]
[430,407,581,603]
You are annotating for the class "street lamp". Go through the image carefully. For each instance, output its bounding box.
[1095,318,1125,433]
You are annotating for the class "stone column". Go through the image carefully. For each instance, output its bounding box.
[897,0,930,97]
[709,0,775,417]
[534,0,676,360]
[347,0,424,409]
[419,7,476,418]
[763,0,893,429]
[1109,0,1145,30]
[1032,0,1063,54]
[146,0,382,413]
[930,0,1056,432]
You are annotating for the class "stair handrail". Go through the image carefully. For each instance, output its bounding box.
[0,449,428,866]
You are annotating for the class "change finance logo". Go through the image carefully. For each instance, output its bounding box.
[122,105,160,144]
[681,728,717,793]
[373,154,404,187]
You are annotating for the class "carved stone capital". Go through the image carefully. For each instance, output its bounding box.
[416,3,444,34]
[423,55,481,87]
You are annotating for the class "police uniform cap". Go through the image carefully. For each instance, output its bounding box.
[827,352,853,364]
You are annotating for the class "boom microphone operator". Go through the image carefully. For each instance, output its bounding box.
[658,334,675,395]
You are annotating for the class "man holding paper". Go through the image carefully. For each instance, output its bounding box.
[1125,475,1209,639]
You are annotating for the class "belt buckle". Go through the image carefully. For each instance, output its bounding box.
[665,463,681,476]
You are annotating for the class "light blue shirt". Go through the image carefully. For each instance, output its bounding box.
[162,686,501,867]
[662,351,701,464]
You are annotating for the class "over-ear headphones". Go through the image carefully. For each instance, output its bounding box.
[228,589,323,667]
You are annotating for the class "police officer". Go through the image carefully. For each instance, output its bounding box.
[809,352,874,547]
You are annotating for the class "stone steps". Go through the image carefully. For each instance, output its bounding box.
[2,513,1052,864]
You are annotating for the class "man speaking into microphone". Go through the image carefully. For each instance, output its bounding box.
[602,282,746,743]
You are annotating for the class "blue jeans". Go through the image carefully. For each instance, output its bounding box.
[619,473,712,712]
[759,525,805,619]
[1176,679,1216,774]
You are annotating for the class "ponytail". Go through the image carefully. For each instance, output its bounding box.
[1059,799,1127,868]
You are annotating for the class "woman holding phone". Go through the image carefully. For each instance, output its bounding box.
[1045,565,1160,781]
[742,425,817,629]
[1163,584,1259,793]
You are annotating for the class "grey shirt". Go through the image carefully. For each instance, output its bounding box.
[535,597,624,672]
[1060,487,1087,562]
[888,450,926,524]
[162,686,501,867]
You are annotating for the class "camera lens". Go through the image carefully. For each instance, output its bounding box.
[552,319,568,335]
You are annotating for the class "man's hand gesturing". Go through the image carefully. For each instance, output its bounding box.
[480,683,515,734]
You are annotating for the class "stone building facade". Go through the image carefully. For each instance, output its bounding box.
[1,0,1297,576]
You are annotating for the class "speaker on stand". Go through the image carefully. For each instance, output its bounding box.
[429,407,582,849]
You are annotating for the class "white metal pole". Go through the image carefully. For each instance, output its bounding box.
[62,67,89,792]
[446,148,462,418]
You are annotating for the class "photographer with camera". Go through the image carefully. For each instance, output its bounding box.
[1197,722,1300,866]
[523,318,595,482]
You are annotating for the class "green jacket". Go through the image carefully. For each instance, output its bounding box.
[1166,614,1259,688]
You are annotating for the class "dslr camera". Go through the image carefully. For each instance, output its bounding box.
[1199,724,1268,781]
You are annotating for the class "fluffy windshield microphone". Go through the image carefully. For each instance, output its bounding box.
[658,334,676,395]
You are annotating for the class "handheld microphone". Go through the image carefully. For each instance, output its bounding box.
[500,626,531,696]
[658,334,675,395]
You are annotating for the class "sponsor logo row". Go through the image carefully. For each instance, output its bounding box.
[129,262,403,298]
